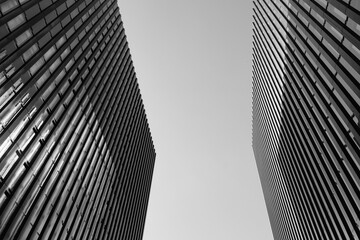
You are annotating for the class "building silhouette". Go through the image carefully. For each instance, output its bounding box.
[0,0,155,239]
[252,0,360,239]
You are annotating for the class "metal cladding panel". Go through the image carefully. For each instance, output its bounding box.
[252,0,360,239]
[0,0,156,239]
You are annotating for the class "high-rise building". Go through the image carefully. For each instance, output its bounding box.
[252,0,360,239]
[0,0,155,239]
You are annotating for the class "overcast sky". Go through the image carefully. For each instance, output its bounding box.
[118,1,273,239]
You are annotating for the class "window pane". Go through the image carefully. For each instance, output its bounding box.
[16,29,32,46]
[23,44,39,62]
[36,70,50,88]
[1,0,18,14]
[30,57,45,75]
[44,46,56,61]
[8,13,25,31]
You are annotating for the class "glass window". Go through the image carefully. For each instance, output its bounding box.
[57,3,67,15]
[299,0,310,12]
[0,71,6,85]
[331,6,347,23]
[49,58,61,73]
[30,57,45,75]
[39,0,52,10]
[314,0,328,8]
[324,22,343,42]
[310,9,325,25]
[319,54,336,75]
[65,58,74,71]
[66,26,75,38]
[44,46,56,61]
[36,70,50,88]
[70,38,79,50]
[335,73,360,104]
[5,64,15,78]
[21,92,30,105]
[333,89,353,117]
[351,0,360,12]
[0,86,14,108]
[66,0,75,8]
[28,106,37,119]
[7,13,26,31]
[61,47,70,60]
[56,36,66,49]
[69,69,78,81]
[0,137,11,159]
[38,32,51,48]
[2,101,22,127]
[16,29,32,46]
[23,44,39,62]
[0,50,6,61]
[307,38,320,56]
[298,13,309,26]
[25,4,40,20]
[305,52,318,70]
[45,10,57,24]
[34,116,44,129]
[322,38,339,59]
[60,79,69,94]
[343,38,360,60]
[346,18,360,37]
[13,78,23,92]
[354,116,359,125]
[32,19,46,35]
[54,69,65,85]
[48,94,59,111]
[339,56,360,81]
[1,0,18,14]
[41,82,55,100]
[10,115,28,141]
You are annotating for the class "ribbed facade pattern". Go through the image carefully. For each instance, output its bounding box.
[252,0,360,239]
[0,0,156,239]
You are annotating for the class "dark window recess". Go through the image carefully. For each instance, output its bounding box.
[32,19,46,35]
[25,4,40,20]
[38,32,51,48]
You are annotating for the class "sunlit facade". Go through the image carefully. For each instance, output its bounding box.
[252,0,360,239]
[0,0,155,239]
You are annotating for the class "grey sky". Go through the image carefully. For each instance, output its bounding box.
[118,1,273,239]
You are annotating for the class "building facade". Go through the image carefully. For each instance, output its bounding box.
[0,0,155,239]
[252,0,360,239]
